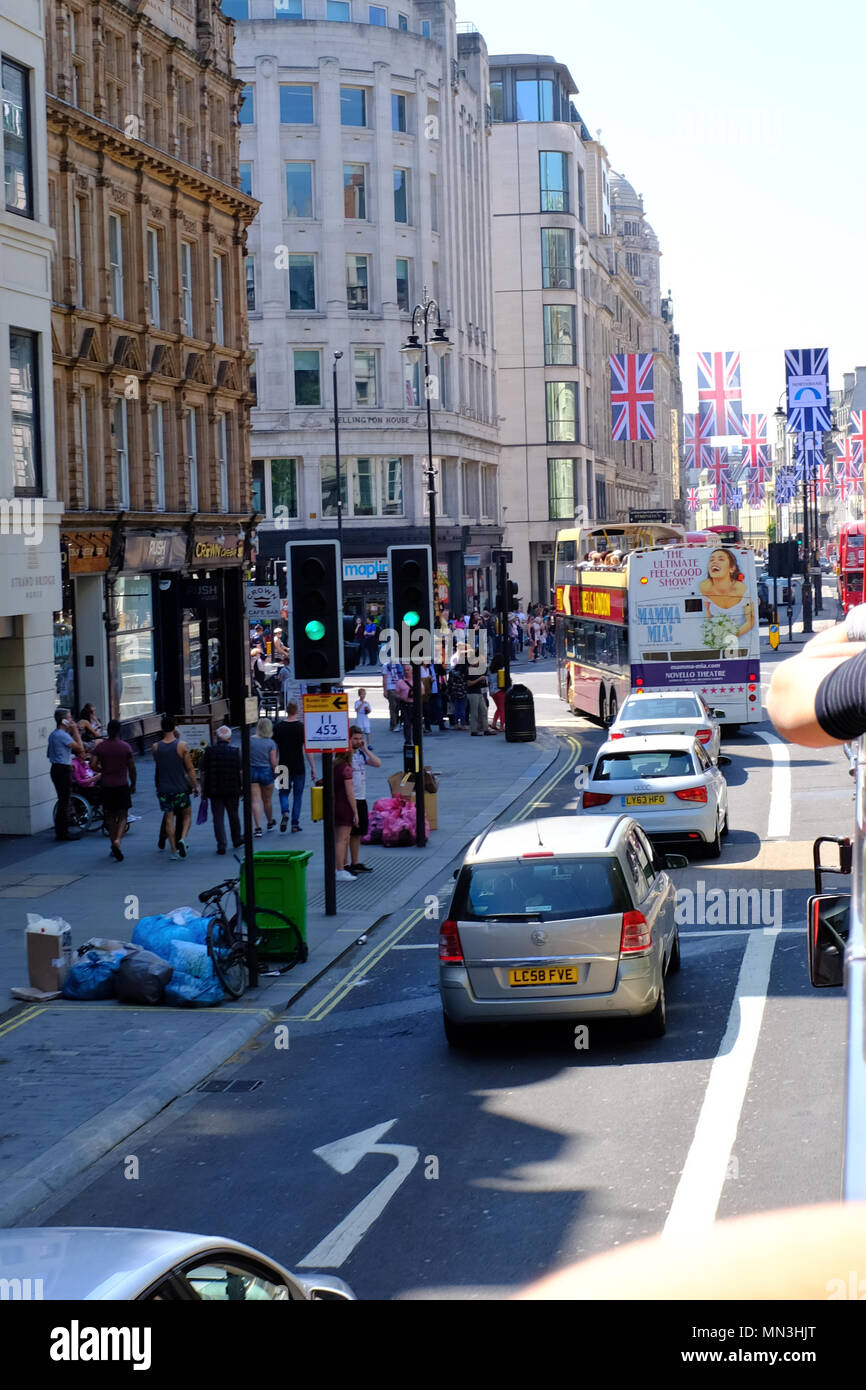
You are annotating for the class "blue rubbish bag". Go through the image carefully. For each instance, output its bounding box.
[162,939,225,1007]
[62,948,127,1001]
[132,913,211,960]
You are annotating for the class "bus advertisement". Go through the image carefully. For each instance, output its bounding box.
[556,536,762,726]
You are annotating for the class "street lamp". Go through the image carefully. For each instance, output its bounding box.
[332,351,344,559]
[402,290,451,615]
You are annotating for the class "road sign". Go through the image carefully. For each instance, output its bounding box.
[303,692,349,751]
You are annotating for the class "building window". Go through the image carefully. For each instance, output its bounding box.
[392,92,407,132]
[430,172,438,231]
[397,12,408,29]
[327,0,351,17]
[393,168,408,222]
[353,349,377,405]
[403,357,420,406]
[147,228,161,327]
[546,382,578,442]
[421,20,431,37]
[626,251,641,278]
[548,458,575,519]
[369,4,386,22]
[74,198,86,303]
[341,86,367,126]
[270,458,298,517]
[185,408,198,511]
[238,161,253,195]
[238,85,254,124]
[221,0,249,15]
[541,228,574,289]
[294,349,321,405]
[177,74,196,162]
[539,152,569,212]
[9,330,40,494]
[280,84,314,123]
[249,350,257,403]
[321,456,403,517]
[3,59,32,216]
[217,414,229,512]
[212,255,225,345]
[289,254,315,309]
[252,459,264,512]
[346,255,369,310]
[544,305,576,365]
[577,166,586,225]
[516,77,553,122]
[482,465,498,519]
[153,401,165,511]
[343,164,366,219]
[396,257,410,311]
[114,396,130,508]
[286,161,313,216]
[274,0,302,14]
[489,77,504,121]
[438,351,451,410]
[245,256,256,311]
[180,241,194,335]
[108,213,124,317]
[70,8,86,110]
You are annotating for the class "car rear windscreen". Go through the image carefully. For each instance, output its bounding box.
[452,858,629,922]
[622,697,700,720]
[594,750,697,780]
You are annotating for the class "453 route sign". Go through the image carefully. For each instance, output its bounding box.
[303,692,350,752]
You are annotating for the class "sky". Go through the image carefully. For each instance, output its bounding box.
[459,0,865,419]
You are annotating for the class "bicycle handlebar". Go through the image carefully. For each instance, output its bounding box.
[198,877,239,904]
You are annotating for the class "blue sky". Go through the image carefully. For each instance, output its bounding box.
[461,0,864,417]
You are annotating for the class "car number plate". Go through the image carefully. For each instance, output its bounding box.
[508,965,579,987]
[624,794,666,806]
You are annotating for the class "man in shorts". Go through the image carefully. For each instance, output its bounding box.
[152,715,198,859]
[347,725,381,875]
[91,720,136,861]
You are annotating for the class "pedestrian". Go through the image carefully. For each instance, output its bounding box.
[419,662,446,732]
[273,703,316,833]
[47,708,85,841]
[467,658,492,735]
[152,715,199,860]
[250,717,278,837]
[354,687,373,747]
[76,704,105,748]
[363,616,378,666]
[333,748,359,882]
[381,654,406,731]
[272,628,288,661]
[448,650,469,729]
[250,623,266,654]
[347,725,382,875]
[393,671,415,741]
[250,645,268,695]
[200,726,242,855]
[71,747,101,804]
[489,654,507,731]
[278,654,296,712]
[91,719,137,861]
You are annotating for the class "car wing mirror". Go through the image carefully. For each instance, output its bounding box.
[714,710,726,719]
[664,853,689,870]
[717,755,732,767]
[806,892,850,988]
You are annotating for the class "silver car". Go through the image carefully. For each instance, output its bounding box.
[0,1228,355,1301]
[439,815,683,1046]
[610,689,722,763]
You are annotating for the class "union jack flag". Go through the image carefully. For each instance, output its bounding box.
[697,350,744,436]
[610,353,656,440]
[723,483,743,509]
[684,412,714,470]
[814,461,831,497]
[747,474,765,508]
[784,347,830,433]
[837,437,861,475]
[849,411,866,462]
[740,414,770,469]
[775,471,798,505]
[686,487,700,513]
[835,470,861,502]
[709,486,719,510]
[707,447,731,491]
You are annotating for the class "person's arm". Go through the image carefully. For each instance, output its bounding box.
[127,747,137,795]
[767,613,866,746]
[736,602,755,636]
[364,747,382,769]
[269,743,277,771]
[65,721,85,757]
[344,769,358,824]
[179,742,199,795]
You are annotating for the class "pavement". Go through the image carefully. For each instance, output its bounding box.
[0,662,562,1226]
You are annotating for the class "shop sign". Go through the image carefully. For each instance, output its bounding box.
[246,584,282,620]
[123,531,187,572]
[327,413,424,428]
[0,535,61,618]
[63,530,113,574]
[176,721,213,758]
[343,559,388,583]
[191,533,244,565]
[182,577,220,606]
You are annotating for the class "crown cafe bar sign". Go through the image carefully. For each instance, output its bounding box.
[191,532,244,564]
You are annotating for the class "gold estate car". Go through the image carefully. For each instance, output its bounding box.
[439,815,685,1046]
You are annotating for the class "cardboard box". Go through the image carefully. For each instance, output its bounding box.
[387,771,438,830]
[26,920,73,993]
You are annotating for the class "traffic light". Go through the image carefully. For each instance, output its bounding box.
[286,540,343,682]
[507,580,519,607]
[343,615,360,672]
[387,545,433,663]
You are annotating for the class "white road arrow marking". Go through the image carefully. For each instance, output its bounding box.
[298,1119,419,1268]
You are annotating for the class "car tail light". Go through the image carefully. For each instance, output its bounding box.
[583,791,613,807]
[621,909,652,955]
[675,786,708,802]
[696,728,713,744]
[609,732,625,740]
[439,919,464,963]
[522,851,554,858]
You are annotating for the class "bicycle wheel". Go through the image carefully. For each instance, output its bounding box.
[253,907,306,968]
[206,911,247,999]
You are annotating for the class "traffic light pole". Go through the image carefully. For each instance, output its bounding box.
[497,552,511,691]
[801,436,813,635]
[412,661,426,849]
[322,745,336,916]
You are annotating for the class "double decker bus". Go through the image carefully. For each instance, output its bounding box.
[838,522,865,614]
[703,522,744,547]
[555,527,762,726]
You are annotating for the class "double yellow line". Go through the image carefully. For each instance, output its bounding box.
[299,732,583,1022]
[0,1004,45,1040]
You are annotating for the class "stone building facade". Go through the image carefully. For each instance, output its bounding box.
[232,0,502,618]
[46,0,257,738]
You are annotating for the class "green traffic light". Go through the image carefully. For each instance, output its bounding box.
[305,619,326,641]
[402,610,421,627]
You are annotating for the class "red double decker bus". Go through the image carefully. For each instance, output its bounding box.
[838,522,865,614]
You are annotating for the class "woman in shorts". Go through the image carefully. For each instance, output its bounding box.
[250,717,278,837]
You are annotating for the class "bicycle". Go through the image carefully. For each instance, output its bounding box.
[198,875,305,999]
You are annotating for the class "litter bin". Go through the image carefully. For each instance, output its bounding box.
[240,850,312,959]
[505,683,536,743]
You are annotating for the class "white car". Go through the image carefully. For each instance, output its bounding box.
[609,689,722,764]
[580,734,729,858]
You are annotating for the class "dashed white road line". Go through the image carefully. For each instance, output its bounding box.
[662,927,780,1239]
[754,729,791,840]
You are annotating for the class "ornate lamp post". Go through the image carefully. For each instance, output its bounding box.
[402,291,452,612]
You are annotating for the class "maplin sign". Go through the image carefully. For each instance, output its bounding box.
[343,558,388,583]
